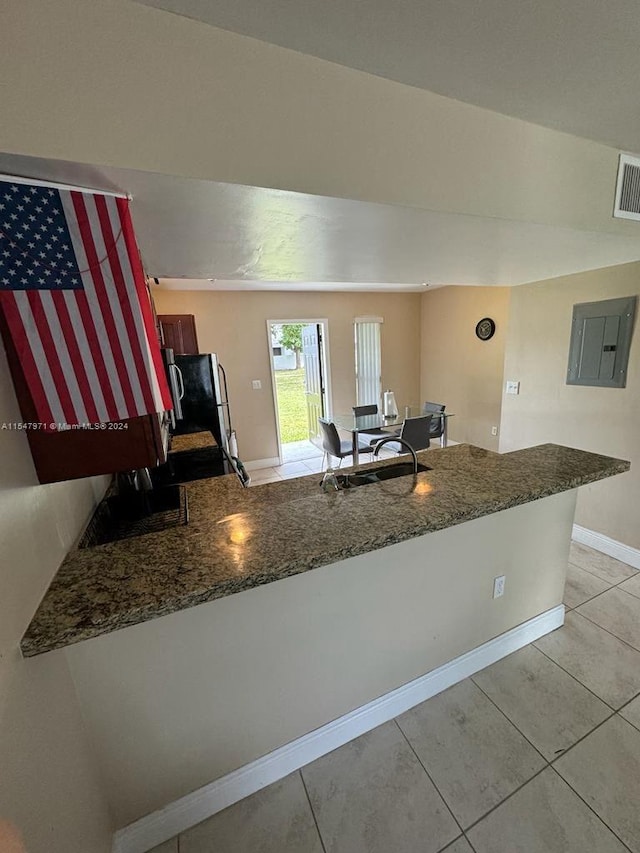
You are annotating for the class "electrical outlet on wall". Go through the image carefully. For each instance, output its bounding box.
[493,575,506,599]
[505,380,520,395]
[491,426,498,436]
[252,380,262,390]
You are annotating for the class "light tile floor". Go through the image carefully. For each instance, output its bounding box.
[152,543,640,853]
[248,439,398,486]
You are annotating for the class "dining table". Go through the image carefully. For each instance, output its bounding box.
[331,405,454,465]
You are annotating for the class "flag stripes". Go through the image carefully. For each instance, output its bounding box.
[0,182,171,427]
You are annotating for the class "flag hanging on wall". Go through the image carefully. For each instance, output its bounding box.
[0,179,172,428]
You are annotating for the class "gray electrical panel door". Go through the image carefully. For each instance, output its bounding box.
[567,296,636,387]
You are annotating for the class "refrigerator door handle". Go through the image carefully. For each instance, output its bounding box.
[174,364,185,400]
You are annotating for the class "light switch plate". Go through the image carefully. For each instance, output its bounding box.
[505,380,520,395]
[252,380,262,390]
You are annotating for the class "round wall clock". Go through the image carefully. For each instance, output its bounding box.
[475,317,496,341]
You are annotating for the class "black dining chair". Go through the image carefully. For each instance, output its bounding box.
[422,401,446,442]
[352,404,400,444]
[380,415,432,455]
[318,418,375,470]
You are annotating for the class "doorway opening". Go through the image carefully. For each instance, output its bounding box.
[267,320,331,464]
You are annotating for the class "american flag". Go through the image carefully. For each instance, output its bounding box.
[0,180,172,428]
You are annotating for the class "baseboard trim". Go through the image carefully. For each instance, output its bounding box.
[572,524,640,570]
[112,605,564,853]
[243,457,280,471]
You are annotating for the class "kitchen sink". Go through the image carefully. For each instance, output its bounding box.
[338,461,431,488]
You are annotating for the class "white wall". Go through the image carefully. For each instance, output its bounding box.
[500,261,640,549]
[1,0,637,238]
[420,286,511,450]
[0,340,113,853]
[66,491,575,827]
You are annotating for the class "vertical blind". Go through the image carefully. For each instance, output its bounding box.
[354,318,382,406]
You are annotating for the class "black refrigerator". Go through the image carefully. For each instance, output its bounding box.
[164,352,249,485]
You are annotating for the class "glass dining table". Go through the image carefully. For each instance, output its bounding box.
[331,406,454,465]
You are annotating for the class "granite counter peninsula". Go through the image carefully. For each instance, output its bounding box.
[21,444,629,833]
[23,443,628,656]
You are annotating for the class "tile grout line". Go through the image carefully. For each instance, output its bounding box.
[568,557,638,586]
[530,642,621,712]
[573,598,640,654]
[468,674,550,764]
[617,697,640,725]
[298,769,329,853]
[547,765,635,853]
[392,719,464,836]
[548,710,619,769]
[460,763,551,836]
[472,657,616,764]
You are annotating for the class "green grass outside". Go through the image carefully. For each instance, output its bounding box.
[275,368,309,443]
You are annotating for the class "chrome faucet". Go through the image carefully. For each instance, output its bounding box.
[373,437,419,474]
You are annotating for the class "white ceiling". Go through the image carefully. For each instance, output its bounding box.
[135,0,640,155]
[2,152,640,290]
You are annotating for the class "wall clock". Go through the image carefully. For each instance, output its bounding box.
[475,317,496,341]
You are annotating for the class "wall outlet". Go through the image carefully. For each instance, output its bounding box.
[491,426,498,436]
[252,380,262,390]
[505,380,520,395]
[493,575,506,599]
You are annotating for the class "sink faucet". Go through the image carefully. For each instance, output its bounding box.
[373,437,418,474]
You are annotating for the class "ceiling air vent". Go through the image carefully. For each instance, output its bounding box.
[614,154,640,221]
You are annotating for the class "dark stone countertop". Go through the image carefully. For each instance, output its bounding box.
[21,443,629,656]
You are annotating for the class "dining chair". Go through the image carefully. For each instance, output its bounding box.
[422,401,446,441]
[380,415,432,455]
[352,404,401,445]
[318,418,375,470]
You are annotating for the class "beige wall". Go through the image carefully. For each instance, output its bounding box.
[66,490,575,827]
[0,343,113,853]
[420,286,511,451]
[2,0,637,237]
[154,289,422,462]
[500,262,639,548]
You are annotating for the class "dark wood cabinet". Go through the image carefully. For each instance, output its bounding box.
[158,314,199,354]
